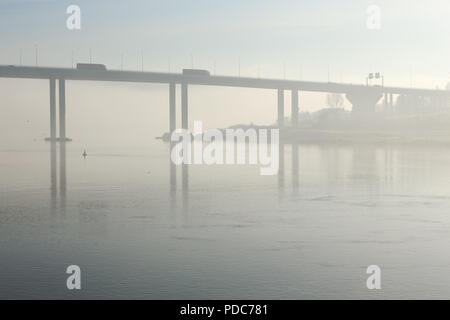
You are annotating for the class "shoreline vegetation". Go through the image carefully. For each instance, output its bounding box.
[280,128,450,146]
[281,109,450,146]
[156,109,450,146]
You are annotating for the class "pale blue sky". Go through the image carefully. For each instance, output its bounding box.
[1,0,449,86]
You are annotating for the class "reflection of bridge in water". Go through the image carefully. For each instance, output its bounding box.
[49,137,410,226]
[49,140,298,220]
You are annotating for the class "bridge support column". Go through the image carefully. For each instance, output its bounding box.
[49,78,56,142]
[58,79,66,196]
[384,93,388,111]
[277,89,284,127]
[181,81,189,206]
[181,82,188,129]
[169,82,176,132]
[49,78,57,196]
[291,89,298,126]
[169,82,177,195]
[59,79,66,141]
[346,89,382,116]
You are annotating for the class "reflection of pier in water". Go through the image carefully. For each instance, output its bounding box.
[49,140,67,215]
[47,137,403,225]
[167,141,301,216]
[168,142,189,226]
[165,140,404,216]
[49,78,67,214]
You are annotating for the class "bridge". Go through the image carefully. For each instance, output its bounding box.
[1,64,450,142]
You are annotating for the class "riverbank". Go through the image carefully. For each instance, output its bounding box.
[280,128,450,146]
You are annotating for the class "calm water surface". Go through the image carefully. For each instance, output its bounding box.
[1,141,450,299]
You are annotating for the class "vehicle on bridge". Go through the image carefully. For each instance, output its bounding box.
[182,69,210,76]
[44,137,73,142]
[76,63,107,71]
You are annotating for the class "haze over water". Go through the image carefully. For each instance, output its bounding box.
[2,137,450,299]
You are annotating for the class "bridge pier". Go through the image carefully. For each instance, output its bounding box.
[58,79,66,196]
[278,142,284,190]
[384,92,394,112]
[169,82,177,195]
[291,89,299,126]
[49,78,56,142]
[278,89,284,127]
[59,79,66,141]
[181,82,188,129]
[49,78,57,196]
[346,89,382,115]
[169,82,176,133]
[181,85,188,195]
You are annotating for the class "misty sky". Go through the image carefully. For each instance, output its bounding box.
[1,0,450,148]
[1,0,449,84]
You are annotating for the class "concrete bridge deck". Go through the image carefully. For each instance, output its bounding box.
[1,65,449,96]
[2,64,450,142]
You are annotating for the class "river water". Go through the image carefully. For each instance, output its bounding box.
[1,141,450,299]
